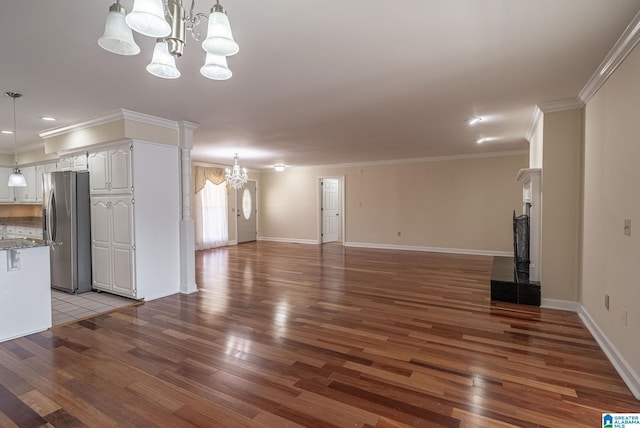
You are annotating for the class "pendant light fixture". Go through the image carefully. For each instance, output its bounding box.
[147,39,181,79]
[225,153,248,189]
[200,53,232,80]
[98,0,239,80]
[98,1,141,56]
[5,92,26,188]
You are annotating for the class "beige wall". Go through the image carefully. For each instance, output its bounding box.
[259,154,528,253]
[17,147,59,165]
[44,121,125,154]
[582,43,640,377]
[0,154,13,166]
[541,109,583,301]
[43,116,178,154]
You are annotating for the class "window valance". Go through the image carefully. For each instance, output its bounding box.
[194,166,226,193]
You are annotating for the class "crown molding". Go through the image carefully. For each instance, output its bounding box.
[121,109,179,130]
[538,97,585,113]
[177,121,200,131]
[39,109,179,139]
[579,10,640,104]
[286,150,529,171]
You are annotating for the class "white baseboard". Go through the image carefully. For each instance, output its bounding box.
[227,240,238,246]
[1,327,50,344]
[541,298,580,312]
[579,306,640,400]
[258,236,319,245]
[343,241,511,257]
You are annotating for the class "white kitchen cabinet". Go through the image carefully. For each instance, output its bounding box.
[4,226,43,239]
[14,166,37,203]
[88,145,132,195]
[0,167,15,203]
[91,196,136,298]
[35,163,56,203]
[88,140,179,301]
[13,162,57,203]
[58,152,88,171]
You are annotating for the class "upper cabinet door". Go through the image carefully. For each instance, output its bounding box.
[0,167,15,203]
[15,166,37,202]
[109,146,132,194]
[88,145,132,195]
[35,163,56,203]
[73,153,88,171]
[57,157,73,171]
[88,151,109,194]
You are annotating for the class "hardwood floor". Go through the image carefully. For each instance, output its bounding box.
[0,242,637,427]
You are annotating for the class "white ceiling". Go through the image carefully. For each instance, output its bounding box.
[1,1,639,169]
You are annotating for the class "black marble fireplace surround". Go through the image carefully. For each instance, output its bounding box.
[490,256,541,306]
[490,211,540,306]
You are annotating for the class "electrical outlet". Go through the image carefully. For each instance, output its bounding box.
[605,294,610,310]
[624,218,631,236]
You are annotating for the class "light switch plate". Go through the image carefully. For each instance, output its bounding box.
[624,218,631,236]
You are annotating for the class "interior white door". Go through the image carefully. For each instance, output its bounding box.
[237,181,257,243]
[322,179,340,243]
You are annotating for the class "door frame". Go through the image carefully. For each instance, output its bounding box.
[234,179,258,244]
[317,176,345,244]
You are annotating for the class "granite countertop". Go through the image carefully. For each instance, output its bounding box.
[0,217,43,228]
[0,238,49,251]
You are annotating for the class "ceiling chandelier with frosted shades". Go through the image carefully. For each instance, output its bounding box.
[98,0,239,80]
[225,153,248,189]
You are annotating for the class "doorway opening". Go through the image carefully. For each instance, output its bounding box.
[319,177,345,244]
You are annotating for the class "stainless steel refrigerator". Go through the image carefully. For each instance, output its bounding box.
[42,171,92,293]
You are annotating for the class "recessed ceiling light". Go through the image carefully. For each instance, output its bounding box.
[40,116,56,121]
[467,117,482,126]
[1,130,13,135]
[274,164,286,172]
[476,137,497,144]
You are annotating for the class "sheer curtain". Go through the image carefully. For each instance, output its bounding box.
[195,180,228,250]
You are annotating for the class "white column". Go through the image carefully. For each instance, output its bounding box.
[178,121,199,294]
[516,168,542,282]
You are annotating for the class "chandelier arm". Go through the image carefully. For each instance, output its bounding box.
[189,0,196,20]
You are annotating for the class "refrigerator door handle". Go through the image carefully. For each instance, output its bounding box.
[48,190,57,244]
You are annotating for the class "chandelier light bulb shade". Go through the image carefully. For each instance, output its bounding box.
[225,154,248,189]
[126,0,171,38]
[202,6,239,56]
[147,40,181,79]
[8,168,27,187]
[200,53,232,80]
[98,3,141,56]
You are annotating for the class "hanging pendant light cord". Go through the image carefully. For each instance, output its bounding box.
[12,94,17,167]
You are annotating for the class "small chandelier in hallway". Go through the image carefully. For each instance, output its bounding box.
[225,153,248,189]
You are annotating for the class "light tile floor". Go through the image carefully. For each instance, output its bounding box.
[51,289,139,326]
